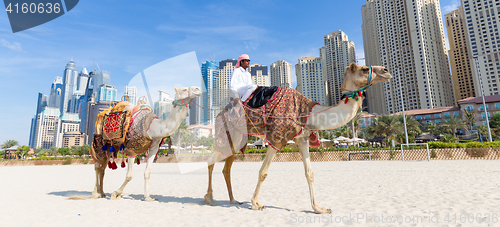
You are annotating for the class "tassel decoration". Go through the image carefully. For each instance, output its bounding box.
[358,90,362,97]
[136,157,141,165]
[119,144,125,151]
[109,146,116,153]
[107,161,112,169]
[344,98,348,104]
[102,144,108,151]
[121,161,126,168]
[112,161,118,170]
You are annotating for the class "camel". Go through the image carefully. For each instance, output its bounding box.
[204,63,391,213]
[74,86,201,201]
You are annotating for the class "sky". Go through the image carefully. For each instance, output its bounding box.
[0,0,459,146]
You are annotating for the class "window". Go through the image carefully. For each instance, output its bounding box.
[416,115,422,120]
[425,114,431,119]
[495,103,500,109]
[434,114,441,118]
[444,112,450,117]
[465,105,474,111]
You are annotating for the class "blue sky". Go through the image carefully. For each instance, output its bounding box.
[0,0,459,146]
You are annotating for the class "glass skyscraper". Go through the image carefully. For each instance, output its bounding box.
[201,60,219,125]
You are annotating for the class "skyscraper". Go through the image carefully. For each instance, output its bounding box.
[296,56,327,105]
[361,0,455,114]
[33,107,60,149]
[462,0,500,96]
[154,90,174,120]
[29,93,48,148]
[445,6,478,102]
[201,60,219,125]
[249,64,269,86]
[49,76,62,108]
[270,60,293,88]
[124,86,138,105]
[322,30,356,106]
[92,70,111,89]
[219,59,237,106]
[60,60,78,113]
[97,84,117,102]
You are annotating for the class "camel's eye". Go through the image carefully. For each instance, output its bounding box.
[362,67,369,72]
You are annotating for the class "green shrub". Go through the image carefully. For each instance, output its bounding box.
[430,150,437,158]
[62,159,72,165]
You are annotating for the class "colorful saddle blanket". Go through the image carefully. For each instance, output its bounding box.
[215,87,319,157]
[91,103,158,166]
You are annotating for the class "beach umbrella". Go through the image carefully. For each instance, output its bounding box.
[335,136,349,141]
[287,140,295,144]
[319,138,330,142]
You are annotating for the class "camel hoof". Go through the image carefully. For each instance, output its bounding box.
[145,197,158,202]
[314,207,332,214]
[204,194,214,206]
[110,192,120,200]
[251,204,265,211]
[230,199,242,205]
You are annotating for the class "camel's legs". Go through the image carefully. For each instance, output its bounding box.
[110,157,134,199]
[223,154,241,204]
[92,163,106,198]
[251,146,277,210]
[296,136,331,214]
[144,139,161,201]
[204,151,222,205]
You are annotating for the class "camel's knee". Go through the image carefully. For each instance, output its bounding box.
[259,173,268,182]
[222,167,231,175]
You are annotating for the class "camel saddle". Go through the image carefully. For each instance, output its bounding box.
[214,87,320,157]
[91,102,161,167]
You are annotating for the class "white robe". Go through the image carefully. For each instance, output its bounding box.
[229,67,257,102]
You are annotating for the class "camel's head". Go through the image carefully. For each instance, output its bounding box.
[173,86,201,109]
[340,63,391,91]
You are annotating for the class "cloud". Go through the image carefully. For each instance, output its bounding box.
[1,39,22,51]
[442,0,460,14]
[245,41,259,50]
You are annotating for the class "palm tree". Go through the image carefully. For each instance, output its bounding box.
[349,107,367,138]
[463,109,476,132]
[440,115,467,139]
[1,140,19,159]
[374,115,402,139]
[424,121,441,135]
[1,139,18,149]
[397,114,422,141]
[172,121,191,153]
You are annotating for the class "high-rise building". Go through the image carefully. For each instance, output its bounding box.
[361,0,455,115]
[49,76,62,108]
[97,84,117,102]
[92,70,111,89]
[124,86,137,105]
[219,59,237,106]
[249,64,269,86]
[29,93,48,148]
[445,6,478,102]
[296,56,328,105]
[60,60,79,113]
[201,60,219,125]
[33,107,60,149]
[322,30,356,106]
[189,96,201,125]
[270,60,293,88]
[53,113,80,148]
[462,0,500,96]
[154,90,174,120]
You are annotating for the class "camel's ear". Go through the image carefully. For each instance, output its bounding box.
[349,63,357,73]
[174,88,178,93]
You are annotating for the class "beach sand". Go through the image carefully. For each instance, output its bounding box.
[1,160,499,226]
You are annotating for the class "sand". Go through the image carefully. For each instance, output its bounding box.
[1,160,499,226]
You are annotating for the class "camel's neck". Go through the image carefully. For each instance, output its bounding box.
[148,106,188,138]
[304,97,363,131]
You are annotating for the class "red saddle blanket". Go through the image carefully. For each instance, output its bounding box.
[215,87,319,157]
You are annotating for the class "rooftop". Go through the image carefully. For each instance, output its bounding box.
[457,95,500,104]
[394,106,460,116]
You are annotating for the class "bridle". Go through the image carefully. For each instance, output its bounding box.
[340,66,374,104]
[172,87,194,109]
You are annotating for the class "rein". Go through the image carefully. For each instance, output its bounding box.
[172,87,193,109]
[341,66,373,104]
